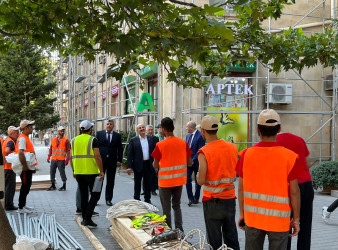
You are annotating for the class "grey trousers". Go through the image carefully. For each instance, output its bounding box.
[159,185,183,232]
[245,226,289,250]
[50,160,67,183]
[4,169,16,209]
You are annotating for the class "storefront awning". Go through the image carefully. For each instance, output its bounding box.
[140,63,158,79]
[228,62,256,73]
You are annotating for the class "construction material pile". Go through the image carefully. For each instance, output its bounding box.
[7,212,83,250]
[106,199,159,219]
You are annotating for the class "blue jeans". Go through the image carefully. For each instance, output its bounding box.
[203,198,239,250]
[186,163,201,202]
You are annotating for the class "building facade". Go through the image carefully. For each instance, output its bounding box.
[54,0,338,164]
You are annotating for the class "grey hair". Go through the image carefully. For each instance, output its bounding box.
[187,121,196,129]
[146,125,153,130]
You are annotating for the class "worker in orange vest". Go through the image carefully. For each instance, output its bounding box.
[197,115,240,250]
[152,117,192,232]
[46,126,70,191]
[16,120,38,214]
[2,126,20,210]
[237,109,304,250]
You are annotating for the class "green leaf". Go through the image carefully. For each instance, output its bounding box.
[169,59,179,69]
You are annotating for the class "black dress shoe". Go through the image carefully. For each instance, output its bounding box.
[145,200,152,204]
[81,219,97,227]
[188,200,193,207]
[193,200,199,204]
[106,201,113,206]
[141,192,145,195]
[151,191,157,196]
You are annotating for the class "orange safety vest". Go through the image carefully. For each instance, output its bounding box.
[200,140,237,199]
[15,133,38,167]
[51,136,68,161]
[2,137,16,170]
[157,137,187,188]
[242,146,298,232]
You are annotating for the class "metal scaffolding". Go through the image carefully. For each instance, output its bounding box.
[181,0,338,164]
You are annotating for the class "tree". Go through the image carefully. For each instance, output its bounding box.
[0,38,59,133]
[0,0,336,88]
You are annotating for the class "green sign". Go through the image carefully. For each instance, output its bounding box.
[121,75,136,85]
[137,93,154,112]
[228,62,256,73]
[140,63,158,79]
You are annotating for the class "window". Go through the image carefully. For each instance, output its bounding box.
[125,86,136,114]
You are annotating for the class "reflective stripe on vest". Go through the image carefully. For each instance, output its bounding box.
[200,140,238,199]
[157,137,188,188]
[244,205,291,218]
[242,146,298,232]
[205,177,237,186]
[203,184,235,193]
[158,171,187,179]
[244,191,290,204]
[71,135,99,175]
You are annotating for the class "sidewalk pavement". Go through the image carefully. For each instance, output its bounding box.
[6,144,338,249]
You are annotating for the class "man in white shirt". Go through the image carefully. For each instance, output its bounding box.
[127,124,158,204]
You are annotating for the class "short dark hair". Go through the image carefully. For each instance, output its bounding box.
[205,129,218,135]
[161,117,174,132]
[258,124,280,137]
[107,119,114,125]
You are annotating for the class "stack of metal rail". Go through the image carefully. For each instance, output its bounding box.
[6,212,83,250]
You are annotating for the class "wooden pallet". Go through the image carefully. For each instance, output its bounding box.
[15,175,51,191]
[109,217,192,249]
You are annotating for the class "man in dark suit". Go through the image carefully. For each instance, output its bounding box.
[96,119,123,206]
[127,124,159,204]
[186,121,205,206]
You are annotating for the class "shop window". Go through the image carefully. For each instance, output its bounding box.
[125,86,136,114]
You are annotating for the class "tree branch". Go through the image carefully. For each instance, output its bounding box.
[168,0,197,7]
[0,28,26,37]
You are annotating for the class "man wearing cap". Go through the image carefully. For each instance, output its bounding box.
[152,117,192,232]
[196,116,239,250]
[96,119,122,206]
[236,109,303,250]
[16,120,38,214]
[2,126,20,210]
[186,121,205,207]
[70,120,104,227]
[46,126,70,191]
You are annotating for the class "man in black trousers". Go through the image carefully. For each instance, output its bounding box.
[127,124,158,204]
[96,120,123,206]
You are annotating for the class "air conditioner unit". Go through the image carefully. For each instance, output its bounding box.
[325,74,333,91]
[99,56,106,64]
[266,84,292,104]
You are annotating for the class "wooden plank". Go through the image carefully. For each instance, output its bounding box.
[16,175,51,183]
[75,216,106,250]
[15,181,51,191]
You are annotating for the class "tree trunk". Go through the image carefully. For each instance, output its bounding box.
[0,202,16,250]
